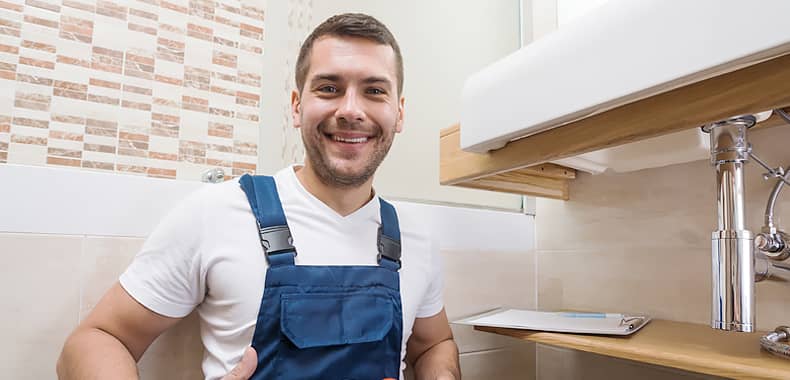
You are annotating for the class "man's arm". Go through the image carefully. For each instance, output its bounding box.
[57,282,259,380]
[57,282,182,379]
[407,308,461,380]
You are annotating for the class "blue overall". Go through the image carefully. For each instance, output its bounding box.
[239,174,404,380]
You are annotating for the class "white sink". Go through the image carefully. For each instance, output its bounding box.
[554,128,709,174]
[459,0,790,174]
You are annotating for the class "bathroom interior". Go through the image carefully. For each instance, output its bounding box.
[2,0,790,379]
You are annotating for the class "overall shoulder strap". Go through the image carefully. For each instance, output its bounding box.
[239,174,296,266]
[377,198,402,271]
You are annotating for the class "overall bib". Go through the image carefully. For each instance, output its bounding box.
[239,174,404,380]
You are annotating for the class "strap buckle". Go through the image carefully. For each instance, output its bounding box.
[257,223,295,262]
[377,226,402,269]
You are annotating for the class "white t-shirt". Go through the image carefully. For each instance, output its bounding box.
[120,165,444,380]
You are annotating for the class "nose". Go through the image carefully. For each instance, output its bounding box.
[335,88,365,123]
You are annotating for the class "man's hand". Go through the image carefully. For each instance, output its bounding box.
[221,347,257,380]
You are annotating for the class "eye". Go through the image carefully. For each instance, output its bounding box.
[366,88,386,95]
[317,85,338,93]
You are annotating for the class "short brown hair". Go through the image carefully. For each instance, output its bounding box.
[295,13,404,96]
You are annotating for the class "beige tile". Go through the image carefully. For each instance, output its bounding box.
[80,236,143,320]
[0,233,82,380]
[138,311,204,380]
[754,279,790,329]
[536,344,725,380]
[459,344,536,380]
[536,159,715,253]
[442,249,536,353]
[536,248,710,324]
[442,249,537,319]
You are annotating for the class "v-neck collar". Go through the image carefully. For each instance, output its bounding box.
[284,165,379,223]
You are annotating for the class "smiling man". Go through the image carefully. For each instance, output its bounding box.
[57,13,460,380]
[293,24,403,213]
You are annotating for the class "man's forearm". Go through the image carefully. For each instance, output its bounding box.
[57,327,139,380]
[414,339,461,380]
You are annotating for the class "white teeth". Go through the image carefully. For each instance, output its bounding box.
[332,135,369,143]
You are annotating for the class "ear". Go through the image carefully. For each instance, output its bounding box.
[395,96,405,133]
[291,89,301,129]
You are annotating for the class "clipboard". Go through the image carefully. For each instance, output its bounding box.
[453,308,651,336]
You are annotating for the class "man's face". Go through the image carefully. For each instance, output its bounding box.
[292,35,404,188]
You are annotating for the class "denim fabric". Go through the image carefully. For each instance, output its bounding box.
[239,174,403,380]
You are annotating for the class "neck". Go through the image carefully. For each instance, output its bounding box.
[294,163,375,216]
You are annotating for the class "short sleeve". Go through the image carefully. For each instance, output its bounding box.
[415,237,445,318]
[119,187,209,318]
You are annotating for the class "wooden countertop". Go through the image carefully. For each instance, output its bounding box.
[476,319,790,379]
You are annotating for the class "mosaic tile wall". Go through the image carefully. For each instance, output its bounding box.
[279,0,309,166]
[0,0,265,180]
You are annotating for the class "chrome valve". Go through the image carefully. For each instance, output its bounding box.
[755,231,790,260]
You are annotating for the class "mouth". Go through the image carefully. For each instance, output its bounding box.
[324,133,373,145]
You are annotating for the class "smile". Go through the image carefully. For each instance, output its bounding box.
[327,134,371,144]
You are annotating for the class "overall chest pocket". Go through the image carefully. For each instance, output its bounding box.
[275,290,401,380]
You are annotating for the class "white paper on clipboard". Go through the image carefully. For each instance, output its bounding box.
[453,308,651,336]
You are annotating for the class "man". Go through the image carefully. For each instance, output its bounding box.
[57,13,460,380]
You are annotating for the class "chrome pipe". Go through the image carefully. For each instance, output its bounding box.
[764,166,790,231]
[705,116,756,332]
[755,170,790,261]
[756,253,790,282]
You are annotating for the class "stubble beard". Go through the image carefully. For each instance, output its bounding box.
[302,120,395,189]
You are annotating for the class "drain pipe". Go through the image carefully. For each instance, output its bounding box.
[703,115,756,333]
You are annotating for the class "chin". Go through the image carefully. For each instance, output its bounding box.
[329,166,367,180]
[323,163,373,185]
[327,157,363,171]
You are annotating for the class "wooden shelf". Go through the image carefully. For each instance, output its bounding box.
[441,53,790,199]
[475,319,790,379]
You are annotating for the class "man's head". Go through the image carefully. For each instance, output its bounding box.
[292,13,405,189]
[295,13,404,97]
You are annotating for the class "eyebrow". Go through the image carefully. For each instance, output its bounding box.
[310,74,393,88]
[311,74,340,83]
[362,76,393,88]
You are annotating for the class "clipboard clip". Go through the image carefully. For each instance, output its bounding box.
[620,315,647,330]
